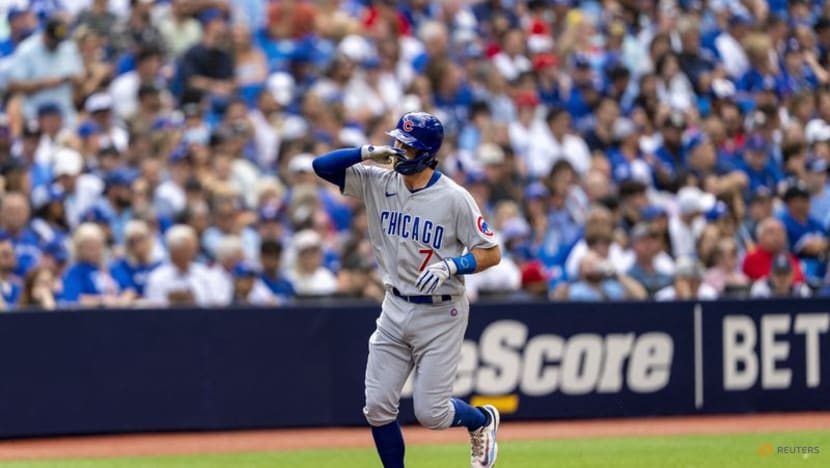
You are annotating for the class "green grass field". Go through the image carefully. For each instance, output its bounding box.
[1,431,828,468]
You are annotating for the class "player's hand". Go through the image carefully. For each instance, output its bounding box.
[361,145,403,164]
[415,259,458,294]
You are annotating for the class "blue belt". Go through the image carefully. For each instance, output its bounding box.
[391,287,453,305]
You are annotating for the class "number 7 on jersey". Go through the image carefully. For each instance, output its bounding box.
[418,248,434,272]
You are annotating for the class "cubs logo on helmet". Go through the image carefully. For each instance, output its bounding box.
[386,112,444,175]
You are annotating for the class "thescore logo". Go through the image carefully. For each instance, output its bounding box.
[402,320,673,398]
[723,313,829,390]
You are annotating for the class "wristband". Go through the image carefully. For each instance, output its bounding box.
[451,253,477,275]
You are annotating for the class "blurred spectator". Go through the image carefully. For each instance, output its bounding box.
[778,180,829,284]
[230,261,275,306]
[559,250,646,301]
[40,238,69,278]
[7,15,83,124]
[110,0,164,56]
[109,46,164,120]
[74,0,117,40]
[806,159,830,226]
[286,229,337,297]
[259,239,294,303]
[157,0,202,58]
[19,266,59,310]
[145,224,219,306]
[176,9,234,105]
[655,257,718,301]
[109,220,161,297]
[704,238,750,298]
[526,107,591,178]
[0,6,36,58]
[61,222,126,306]
[1,192,41,276]
[750,254,812,298]
[626,224,673,297]
[0,233,22,310]
[743,218,805,282]
[670,187,716,259]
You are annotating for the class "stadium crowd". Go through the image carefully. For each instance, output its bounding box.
[0,0,829,310]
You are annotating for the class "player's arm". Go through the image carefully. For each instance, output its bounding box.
[469,245,501,273]
[415,247,500,294]
[312,145,402,190]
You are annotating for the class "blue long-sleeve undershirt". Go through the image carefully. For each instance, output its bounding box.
[311,148,362,191]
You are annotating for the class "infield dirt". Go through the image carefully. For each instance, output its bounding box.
[0,412,828,461]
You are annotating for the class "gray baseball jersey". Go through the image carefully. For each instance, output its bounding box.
[343,163,497,295]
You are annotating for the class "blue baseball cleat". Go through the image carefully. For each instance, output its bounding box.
[469,405,499,467]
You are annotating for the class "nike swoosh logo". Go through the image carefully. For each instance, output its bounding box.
[385,192,397,197]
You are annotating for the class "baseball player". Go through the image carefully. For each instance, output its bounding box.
[313,112,502,468]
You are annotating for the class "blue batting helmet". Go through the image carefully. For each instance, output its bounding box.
[386,112,444,175]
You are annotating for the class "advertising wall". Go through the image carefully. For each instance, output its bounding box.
[0,298,828,438]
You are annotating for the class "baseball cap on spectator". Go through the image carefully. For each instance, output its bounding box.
[525,181,549,199]
[477,143,505,166]
[52,147,83,178]
[151,115,182,131]
[782,180,811,201]
[77,120,100,138]
[258,204,281,223]
[640,205,667,222]
[675,256,705,279]
[6,6,26,23]
[807,158,829,173]
[106,167,138,188]
[711,78,736,100]
[705,200,729,222]
[199,8,226,25]
[169,145,190,163]
[288,154,315,174]
[183,126,210,146]
[84,93,113,114]
[44,15,69,41]
[744,133,767,152]
[43,238,69,264]
[664,111,686,130]
[630,223,655,242]
[182,102,203,119]
[232,262,259,278]
[293,229,322,253]
[532,53,558,72]
[37,102,62,118]
[81,206,114,224]
[806,120,830,144]
[337,35,372,63]
[771,253,793,275]
[729,13,753,28]
[613,118,637,141]
[677,186,716,216]
[749,186,773,203]
[267,72,295,107]
[501,217,531,244]
[465,171,488,186]
[572,53,591,69]
[138,82,163,99]
[514,91,539,108]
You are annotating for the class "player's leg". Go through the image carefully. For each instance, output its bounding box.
[408,297,487,430]
[409,297,499,467]
[364,303,414,468]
